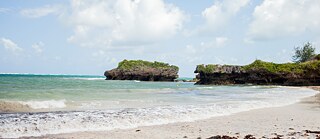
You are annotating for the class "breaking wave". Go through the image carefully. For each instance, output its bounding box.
[0,88,317,138]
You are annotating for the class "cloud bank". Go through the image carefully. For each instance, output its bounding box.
[195,0,250,34]
[248,0,320,40]
[67,0,185,48]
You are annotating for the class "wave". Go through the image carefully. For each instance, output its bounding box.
[0,100,66,112]
[0,87,317,138]
[18,100,66,109]
[0,89,317,138]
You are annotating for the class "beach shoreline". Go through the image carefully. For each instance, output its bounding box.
[37,86,320,139]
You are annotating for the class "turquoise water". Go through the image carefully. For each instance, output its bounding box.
[0,74,318,137]
[0,74,201,110]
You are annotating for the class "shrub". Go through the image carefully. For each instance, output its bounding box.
[195,64,217,74]
[117,60,179,71]
[242,59,320,74]
[292,42,316,63]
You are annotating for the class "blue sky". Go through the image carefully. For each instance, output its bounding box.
[1,0,320,77]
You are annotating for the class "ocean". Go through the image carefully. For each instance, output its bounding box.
[0,74,317,138]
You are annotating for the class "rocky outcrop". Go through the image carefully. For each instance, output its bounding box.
[195,60,320,86]
[105,60,179,81]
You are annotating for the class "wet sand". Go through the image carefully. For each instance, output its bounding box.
[0,101,31,112]
[39,87,320,139]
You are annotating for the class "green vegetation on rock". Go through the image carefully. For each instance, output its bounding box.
[242,43,319,74]
[117,59,179,71]
[196,59,320,75]
[194,43,320,85]
[195,64,217,74]
[242,59,320,74]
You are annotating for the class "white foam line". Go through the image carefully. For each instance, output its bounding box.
[0,87,317,138]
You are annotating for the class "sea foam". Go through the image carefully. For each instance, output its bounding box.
[0,87,317,138]
[18,100,66,109]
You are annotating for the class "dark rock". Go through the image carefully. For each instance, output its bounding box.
[104,60,179,81]
[244,134,256,139]
[305,130,320,134]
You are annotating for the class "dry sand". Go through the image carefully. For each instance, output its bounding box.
[39,87,320,139]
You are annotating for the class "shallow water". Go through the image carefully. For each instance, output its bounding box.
[0,74,317,138]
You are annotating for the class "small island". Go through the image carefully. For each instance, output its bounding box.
[195,43,320,86]
[104,60,179,81]
[195,55,320,86]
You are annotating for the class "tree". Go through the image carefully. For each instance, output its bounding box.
[292,42,316,63]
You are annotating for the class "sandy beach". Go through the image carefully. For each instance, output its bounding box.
[38,87,320,139]
[3,0,320,138]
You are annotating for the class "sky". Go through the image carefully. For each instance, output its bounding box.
[1,0,320,77]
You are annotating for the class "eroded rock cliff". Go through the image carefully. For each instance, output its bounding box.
[105,60,179,81]
[194,60,320,86]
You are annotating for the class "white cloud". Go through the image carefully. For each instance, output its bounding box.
[32,42,44,53]
[248,0,320,40]
[199,37,229,49]
[184,37,229,55]
[67,0,185,47]
[215,37,228,47]
[20,5,63,18]
[185,44,197,54]
[196,0,250,34]
[0,38,23,53]
[0,8,11,13]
